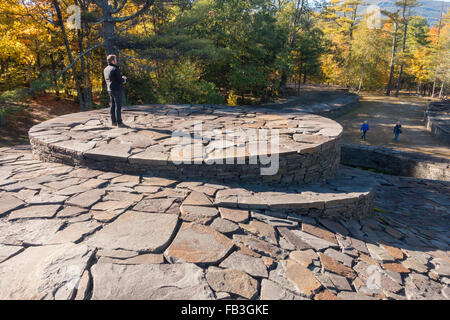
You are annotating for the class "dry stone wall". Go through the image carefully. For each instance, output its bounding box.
[341,143,450,181]
[424,101,450,144]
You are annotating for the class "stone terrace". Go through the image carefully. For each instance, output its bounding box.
[425,101,450,144]
[0,146,448,300]
[29,104,343,185]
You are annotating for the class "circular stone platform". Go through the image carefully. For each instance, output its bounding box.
[29,104,343,185]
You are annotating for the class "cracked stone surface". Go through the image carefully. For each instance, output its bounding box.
[91,262,214,300]
[0,133,449,300]
[206,267,259,299]
[0,243,94,300]
[165,223,234,264]
[87,211,178,252]
[219,251,268,278]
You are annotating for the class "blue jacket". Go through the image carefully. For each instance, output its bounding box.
[394,124,402,134]
[360,123,369,131]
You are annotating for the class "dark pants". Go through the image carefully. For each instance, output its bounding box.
[394,132,399,142]
[361,130,367,140]
[109,90,122,124]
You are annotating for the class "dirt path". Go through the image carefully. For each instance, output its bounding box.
[336,93,450,158]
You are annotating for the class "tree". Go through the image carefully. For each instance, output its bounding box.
[431,5,445,97]
[350,16,390,92]
[292,26,325,92]
[276,0,308,92]
[52,0,84,111]
[394,0,420,97]
[434,10,450,98]
[319,0,362,87]
[385,10,400,96]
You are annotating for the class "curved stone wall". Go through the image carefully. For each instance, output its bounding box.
[341,143,450,181]
[29,104,343,186]
[258,92,359,119]
[424,101,450,144]
[215,167,376,220]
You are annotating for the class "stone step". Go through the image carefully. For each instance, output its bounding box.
[214,167,376,220]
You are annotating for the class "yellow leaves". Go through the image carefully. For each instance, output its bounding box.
[24,54,36,65]
[227,90,239,106]
[320,54,345,85]
[406,47,432,83]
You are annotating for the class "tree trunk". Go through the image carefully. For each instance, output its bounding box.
[0,105,4,126]
[281,0,305,93]
[52,0,84,111]
[395,6,409,97]
[439,81,445,99]
[50,53,60,100]
[103,20,117,56]
[357,70,365,94]
[432,4,444,98]
[386,20,399,96]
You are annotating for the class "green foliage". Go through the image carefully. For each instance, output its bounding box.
[123,71,158,105]
[293,27,326,80]
[0,87,29,104]
[348,20,391,90]
[186,0,287,95]
[29,73,53,96]
[2,0,448,107]
[407,16,431,50]
[0,87,30,126]
[157,59,223,104]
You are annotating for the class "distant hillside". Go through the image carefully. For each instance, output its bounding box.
[360,0,449,26]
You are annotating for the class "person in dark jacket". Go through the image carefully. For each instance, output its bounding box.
[393,121,402,142]
[360,120,369,140]
[104,55,127,127]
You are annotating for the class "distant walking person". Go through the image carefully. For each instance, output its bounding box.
[393,121,402,142]
[360,120,369,141]
[104,55,127,127]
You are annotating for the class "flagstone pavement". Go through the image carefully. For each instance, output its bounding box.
[0,145,448,300]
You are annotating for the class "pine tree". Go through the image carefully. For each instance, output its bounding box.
[394,0,420,97]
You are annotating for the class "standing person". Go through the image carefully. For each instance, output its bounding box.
[393,121,402,142]
[104,55,127,127]
[360,120,369,141]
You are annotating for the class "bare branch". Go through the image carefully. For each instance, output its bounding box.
[112,0,128,14]
[106,0,154,23]
[56,43,106,79]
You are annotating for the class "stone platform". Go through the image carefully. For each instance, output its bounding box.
[29,104,342,185]
[0,146,448,300]
[214,167,375,220]
[425,101,450,144]
[342,143,450,181]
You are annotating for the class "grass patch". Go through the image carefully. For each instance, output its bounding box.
[373,207,388,213]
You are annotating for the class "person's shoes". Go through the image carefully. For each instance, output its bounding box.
[110,121,117,127]
[117,123,127,128]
